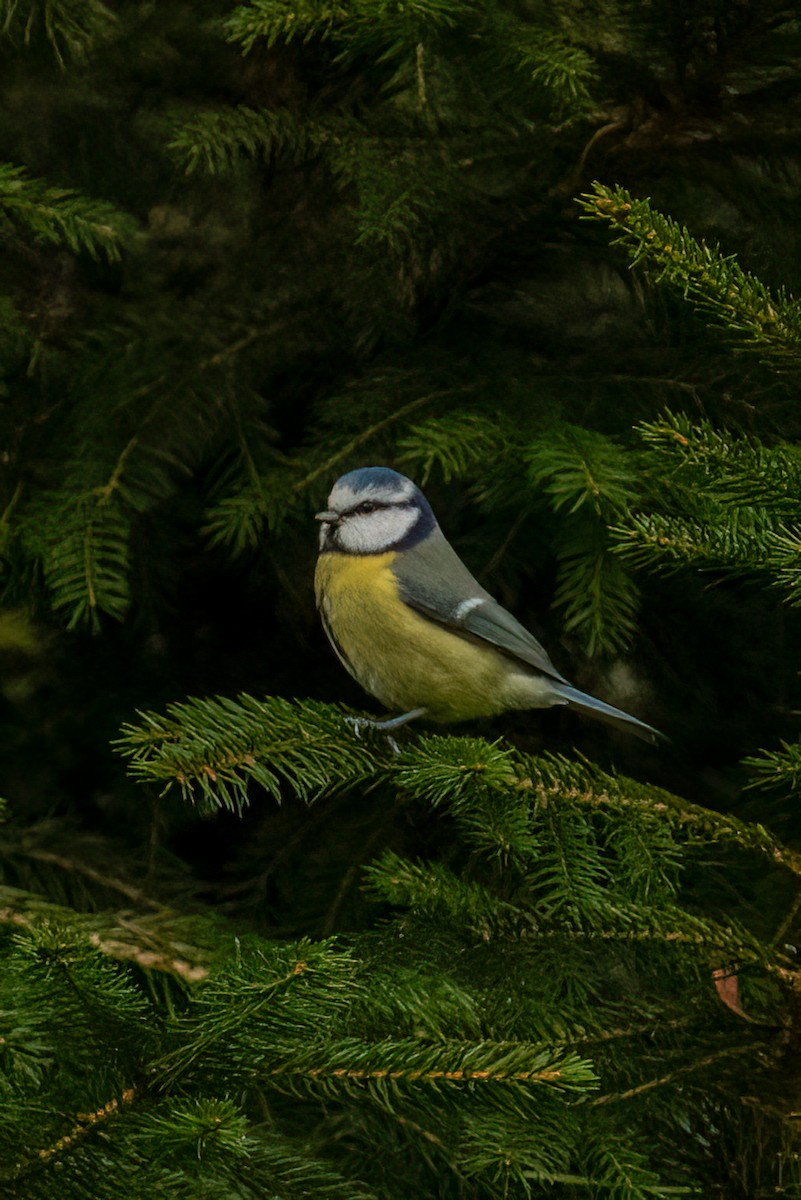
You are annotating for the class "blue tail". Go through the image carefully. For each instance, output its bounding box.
[553,683,665,745]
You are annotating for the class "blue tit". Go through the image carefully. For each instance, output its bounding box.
[315,466,662,743]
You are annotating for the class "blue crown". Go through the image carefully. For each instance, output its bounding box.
[338,466,414,493]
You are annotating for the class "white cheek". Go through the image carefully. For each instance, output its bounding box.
[338,507,419,553]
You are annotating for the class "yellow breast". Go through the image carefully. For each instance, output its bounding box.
[315,551,532,722]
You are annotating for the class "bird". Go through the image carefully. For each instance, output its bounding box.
[314,466,662,744]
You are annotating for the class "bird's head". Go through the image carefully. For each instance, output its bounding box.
[316,467,436,554]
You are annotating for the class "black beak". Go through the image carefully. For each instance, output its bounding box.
[315,510,339,523]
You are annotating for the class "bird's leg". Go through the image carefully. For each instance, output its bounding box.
[345,708,427,754]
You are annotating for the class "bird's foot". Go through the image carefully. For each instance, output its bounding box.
[344,708,426,755]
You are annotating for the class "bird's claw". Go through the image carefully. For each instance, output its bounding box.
[344,715,402,756]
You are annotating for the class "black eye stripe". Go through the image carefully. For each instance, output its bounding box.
[343,498,410,516]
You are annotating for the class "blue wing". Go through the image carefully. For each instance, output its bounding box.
[391,527,568,681]
[392,527,664,743]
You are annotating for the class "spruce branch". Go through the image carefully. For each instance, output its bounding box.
[117,696,384,812]
[637,412,801,513]
[590,1040,768,1108]
[225,0,351,51]
[203,478,290,554]
[8,1090,377,1199]
[367,848,766,961]
[118,694,801,886]
[602,807,680,905]
[343,143,432,255]
[0,923,160,1113]
[393,735,519,805]
[525,752,801,877]
[576,1140,688,1199]
[0,162,134,260]
[270,1036,598,1094]
[394,735,538,870]
[225,0,466,54]
[10,846,163,911]
[290,389,458,496]
[169,106,329,175]
[634,412,801,540]
[126,1101,375,1199]
[125,1096,250,1171]
[347,966,486,1042]
[612,510,761,575]
[0,0,117,67]
[10,309,253,622]
[525,424,643,654]
[364,851,534,938]
[525,797,613,928]
[26,1084,137,1168]
[457,1097,586,1194]
[519,33,598,114]
[153,937,361,1088]
[397,412,515,485]
[0,883,213,982]
[21,493,132,629]
[611,412,801,602]
[11,922,152,1025]
[579,181,801,367]
[206,386,466,553]
[526,424,638,520]
[744,740,801,800]
[553,533,641,656]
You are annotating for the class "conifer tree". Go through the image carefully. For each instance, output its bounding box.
[2,1,801,1196]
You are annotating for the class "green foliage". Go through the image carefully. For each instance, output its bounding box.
[226,0,477,53]
[118,696,387,813]
[3,909,611,1198]
[397,412,514,485]
[366,850,530,935]
[744,740,801,802]
[580,181,801,368]
[392,734,536,869]
[526,426,637,519]
[7,314,268,627]
[0,0,117,67]
[525,424,643,655]
[21,493,132,629]
[6,720,798,1196]
[169,106,328,175]
[4,1,801,1197]
[610,411,801,609]
[0,162,133,259]
[521,33,598,114]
